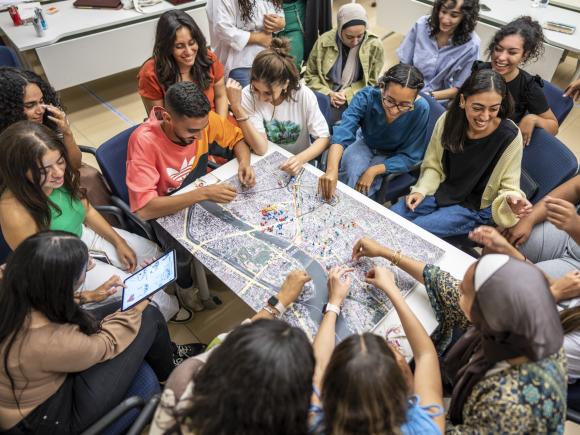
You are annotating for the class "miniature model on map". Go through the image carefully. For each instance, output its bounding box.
[158,152,444,340]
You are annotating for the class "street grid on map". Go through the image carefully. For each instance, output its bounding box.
[158,152,444,340]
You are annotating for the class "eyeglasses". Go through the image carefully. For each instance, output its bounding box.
[381,95,414,112]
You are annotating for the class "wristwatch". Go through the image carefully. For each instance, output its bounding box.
[268,295,286,316]
[323,302,341,316]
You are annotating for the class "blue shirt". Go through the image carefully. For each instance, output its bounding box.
[332,86,430,174]
[397,16,480,93]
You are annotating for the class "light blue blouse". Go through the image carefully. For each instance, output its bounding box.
[397,15,480,93]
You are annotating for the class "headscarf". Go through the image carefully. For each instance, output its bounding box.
[328,3,367,91]
[445,254,563,424]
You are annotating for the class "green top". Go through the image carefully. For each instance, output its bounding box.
[48,187,86,237]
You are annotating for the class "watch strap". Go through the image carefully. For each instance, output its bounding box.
[323,303,341,316]
[268,295,287,315]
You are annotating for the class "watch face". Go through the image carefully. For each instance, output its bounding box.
[268,295,279,306]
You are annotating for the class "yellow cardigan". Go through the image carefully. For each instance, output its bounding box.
[411,113,525,228]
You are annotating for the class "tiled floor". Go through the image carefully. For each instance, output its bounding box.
[56,1,580,431]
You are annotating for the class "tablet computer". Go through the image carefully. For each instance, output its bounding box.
[121,250,176,311]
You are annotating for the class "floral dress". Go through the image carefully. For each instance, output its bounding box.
[423,265,568,434]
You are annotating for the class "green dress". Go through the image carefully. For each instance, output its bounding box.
[423,265,567,434]
[278,0,306,69]
[48,187,86,238]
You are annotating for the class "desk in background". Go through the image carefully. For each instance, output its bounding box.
[0,0,208,90]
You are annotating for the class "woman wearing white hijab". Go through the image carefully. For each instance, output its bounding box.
[353,237,567,433]
[304,3,384,124]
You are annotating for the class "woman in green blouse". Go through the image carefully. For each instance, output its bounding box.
[352,236,567,433]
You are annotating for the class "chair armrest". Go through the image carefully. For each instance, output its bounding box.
[109,196,156,241]
[94,205,127,229]
[126,394,162,435]
[81,396,145,435]
[78,145,97,156]
[568,409,580,424]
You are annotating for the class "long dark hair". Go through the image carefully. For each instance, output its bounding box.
[0,121,83,230]
[321,333,410,435]
[428,0,480,46]
[0,67,62,133]
[442,68,514,153]
[0,231,98,414]
[173,319,314,435]
[561,306,580,335]
[238,0,283,24]
[487,16,545,64]
[153,10,213,92]
[250,37,301,103]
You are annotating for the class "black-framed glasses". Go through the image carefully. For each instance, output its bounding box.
[381,95,415,112]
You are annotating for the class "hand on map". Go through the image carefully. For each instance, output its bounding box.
[327,266,353,305]
[365,267,400,298]
[352,237,385,261]
[551,270,580,302]
[115,240,137,272]
[278,269,311,306]
[279,156,304,176]
[225,78,243,110]
[318,170,338,202]
[507,195,532,219]
[405,192,424,211]
[204,183,238,203]
[545,196,579,234]
[238,163,256,188]
[468,226,520,257]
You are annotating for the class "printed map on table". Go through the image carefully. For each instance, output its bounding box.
[158,152,444,340]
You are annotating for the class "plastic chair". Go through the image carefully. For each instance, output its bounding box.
[0,46,22,68]
[81,362,160,435]
[543,80,574,126]
[375,93,445,204]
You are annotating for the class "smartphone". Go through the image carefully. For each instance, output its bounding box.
[90,249,112,265]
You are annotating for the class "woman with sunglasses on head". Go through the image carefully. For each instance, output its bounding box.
[318,64,429,201]
[391,68,531,238]
[474,16,558,145]
[226,37,330,175]
[137,10,228,118]
[397,0,480,102]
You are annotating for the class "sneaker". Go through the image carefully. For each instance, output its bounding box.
[172,342,208,367]
[176,285,205,312]
[169,306,193,324]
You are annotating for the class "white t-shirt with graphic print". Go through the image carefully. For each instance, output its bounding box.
[241,84,330,156]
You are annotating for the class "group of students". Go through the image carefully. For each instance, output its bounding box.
[1,0,580,433]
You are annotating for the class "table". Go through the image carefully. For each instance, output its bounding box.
[0,0,208,90]
[379,0,580,81]
[161,144,476,350]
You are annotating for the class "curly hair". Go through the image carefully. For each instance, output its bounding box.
[487,16,545,64]
[152,10,213,92]
[165,82,211,118]
[0,121,83,231]
[427,0,480,46]
[0,67,61,134]
[238,0,283,24]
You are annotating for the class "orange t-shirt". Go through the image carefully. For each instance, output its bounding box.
[126,107,244,212]
[137,50,224,110]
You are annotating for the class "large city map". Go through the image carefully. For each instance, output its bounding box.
[158,152,444,340]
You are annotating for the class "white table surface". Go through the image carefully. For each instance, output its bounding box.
[551,0,580,13]
[419,0,580,53]
[169,144,476,352]
[0,0,206,51]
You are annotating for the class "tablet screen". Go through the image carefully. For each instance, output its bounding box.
[121,250,177,311]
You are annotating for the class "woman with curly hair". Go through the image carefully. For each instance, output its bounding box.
[206,0,285,87]
[397,0,480,102]
[0,67,112,210]
[474,16,558,145]
[226,38,329,175]
[137,10,228,118]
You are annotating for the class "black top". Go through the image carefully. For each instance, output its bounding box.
[472,61,549,124]
[435,119,519,210]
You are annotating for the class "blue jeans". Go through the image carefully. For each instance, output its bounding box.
[338,132,387,198]
[390,195,492,238]
[228,68,251,88]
